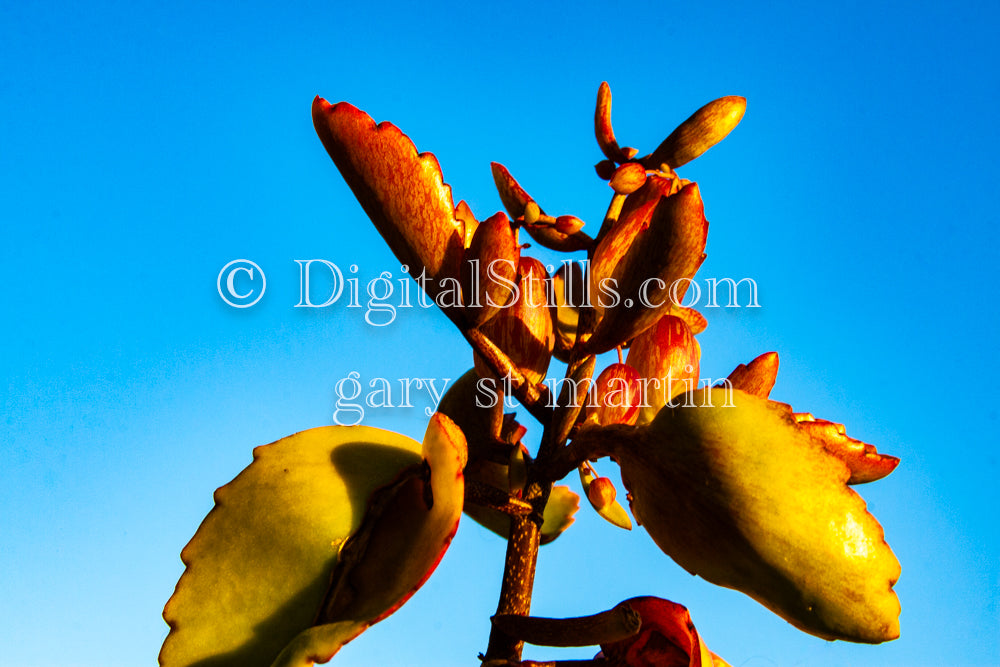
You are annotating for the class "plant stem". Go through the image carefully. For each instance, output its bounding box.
[539,424,635,483]
[484,513,542,663]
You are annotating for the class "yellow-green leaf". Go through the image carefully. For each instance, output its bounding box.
[160,416,467,667]
[616,388,900,643]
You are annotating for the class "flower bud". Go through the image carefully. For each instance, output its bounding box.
[555,215,585,235]
[587,476,617,510]
[626,314,700,424]
[643,95,747,169]
[584,362,641,426]
[600,597,726,667]
[523,200,541,225]
[726,351,779,398]
[313,99,465,309]
[579,465,631,530]
[608,162,647,195]
[461,211,520,327]
[474,257,554,385]
[613,388,901,643]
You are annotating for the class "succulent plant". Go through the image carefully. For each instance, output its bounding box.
[160,82,900,667]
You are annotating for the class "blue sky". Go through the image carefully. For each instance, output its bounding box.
[2,1,998,665]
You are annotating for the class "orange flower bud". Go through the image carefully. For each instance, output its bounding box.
[626,314,701,424]
[555,215,585,235]
[609,162,648,195]
[643,96,747,169]
[584,362,642,426]
[587,476,617,510]
[580,465,631,530]
[726,351,779,398]
[475,257,554,385]
[461,212,520,327]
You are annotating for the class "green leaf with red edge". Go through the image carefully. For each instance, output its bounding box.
[615,388,901,643]
[312,97,465,313]
[159,415,467,667]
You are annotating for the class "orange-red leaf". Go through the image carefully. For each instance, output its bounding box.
[313,98,464,306]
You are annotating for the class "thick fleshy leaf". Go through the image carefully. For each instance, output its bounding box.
[435,369,579,544]
[726,353,899,483]
[313,98,465,310]
[550,260,588,362]
[615,388,901,643]
[540,485,581,543]
[311,413,467,626]
[160,416,466,667]
[436,368,499,462]
[474,257,554,385]
[269,622,362,667]
[273,416,468,667]
[455,200,479,248]
[462,211,520,327]
[587,183,708,354]
[791,410,900,484]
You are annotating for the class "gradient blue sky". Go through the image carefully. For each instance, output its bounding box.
[2,1,998,665]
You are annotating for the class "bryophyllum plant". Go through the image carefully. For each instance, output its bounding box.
[159,82,902,667]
